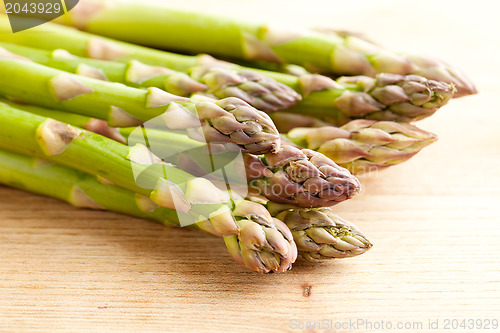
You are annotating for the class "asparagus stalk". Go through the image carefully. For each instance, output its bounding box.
[267,201,372,262]
[246,195,372,261]
[13,96,431,178]
[244,145,360,208]
[0,55,281,154]
[157,140,362,208]
[286,119,438,174]
[0,42,301,112]
[0,16,454,123]
[0,103,234,217]
[129,134,362,208]
[48,99,430,177]
[2,98,361,208]
[285,73,455,124]
[52,0,475,97]
[0,148,297,273]
[313,27,477,97]
[0,97,128,143]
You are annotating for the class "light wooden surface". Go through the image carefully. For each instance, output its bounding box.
[1,1,499,332]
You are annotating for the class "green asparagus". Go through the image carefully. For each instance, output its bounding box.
[244,145,361,208]
[3,99,360,208]
[0,42,301,112]
[0,148,297,273]
[285,73,455,124]
[246,195,372,261]
[29,96,429,177]
[0,97,360,207]
[0,96,128,143]
[268,201,372,261]
[0,103,233,217]
[286,119,438,174]
[0,55,281,154]
[313,27,477,97]
[0,16,454,123]
[52,0,475,97]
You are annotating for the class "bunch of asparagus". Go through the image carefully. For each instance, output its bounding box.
[0,1,475,273]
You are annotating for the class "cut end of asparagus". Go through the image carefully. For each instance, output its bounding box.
[35,119,82,156]
[247,145,360,208]
[49,74,95,101]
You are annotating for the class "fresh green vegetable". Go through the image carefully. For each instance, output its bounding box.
[53,0,475,96]
[0,148,297,273]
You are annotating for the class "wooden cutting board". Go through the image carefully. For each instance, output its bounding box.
[1,0,499,331]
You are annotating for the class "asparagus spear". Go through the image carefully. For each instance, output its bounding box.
[247,195,372,261]
[0,148,297,273]
[244,145,360,208]
[0,42,301,112]
[52,0,476,97]
[267,202,371,261]
[0,97,128,143]
[313,27,477,97]
[0,16,454,123]
[285,73,455,124]
[0,103,234,217]
[0,55,281,154]
[10,96,432,179]
[286,119,438,174]
[3,99,360,208]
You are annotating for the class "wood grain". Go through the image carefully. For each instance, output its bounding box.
[1,1,499,332]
